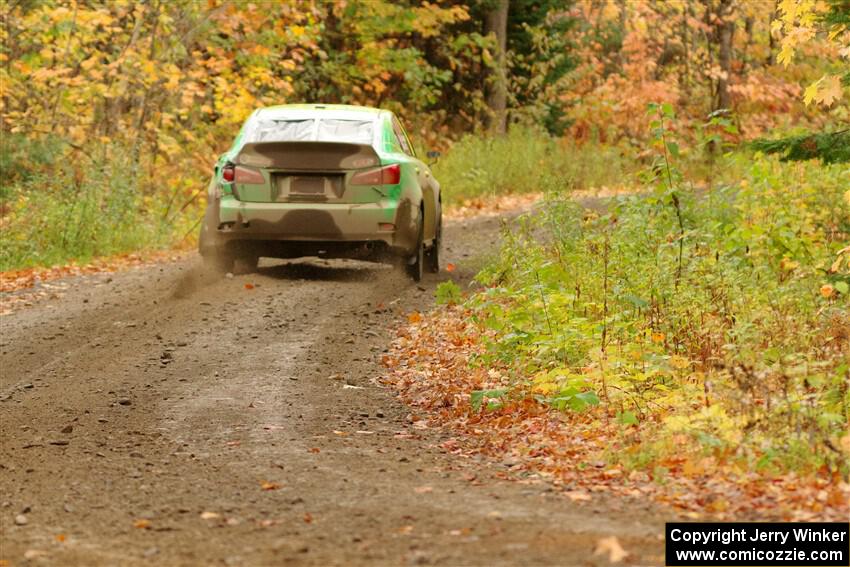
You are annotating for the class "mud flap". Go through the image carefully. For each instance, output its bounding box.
[393,199,421,257]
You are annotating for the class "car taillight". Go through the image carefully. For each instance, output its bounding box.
[234,166,264,185]
[382,163,401,184]
[350,164,401,186]
[222,164,235,183]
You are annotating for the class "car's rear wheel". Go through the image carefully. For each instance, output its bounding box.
[425,215,441,273]
[405,215,424,282]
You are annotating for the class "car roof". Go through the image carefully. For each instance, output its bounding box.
[255,104,387,122]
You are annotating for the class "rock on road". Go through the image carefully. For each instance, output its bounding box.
[0,211,665,566]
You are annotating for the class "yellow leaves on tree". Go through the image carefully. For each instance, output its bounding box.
[804,74,844,107]
[2,1,320,148]
[775,0,848,106]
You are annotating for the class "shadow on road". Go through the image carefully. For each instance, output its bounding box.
[257,258,393,283]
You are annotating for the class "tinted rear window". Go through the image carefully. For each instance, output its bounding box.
[247,118,374,145]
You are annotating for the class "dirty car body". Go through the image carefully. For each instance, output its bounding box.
[198,104,441,280]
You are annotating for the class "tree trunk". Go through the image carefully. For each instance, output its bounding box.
[484,0,509,134]
[767,1,777,66]
[714,0,735,112]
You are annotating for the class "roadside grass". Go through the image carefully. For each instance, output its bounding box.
[386,150,850,518]
[0,138,203,272]
[434,126,634,206]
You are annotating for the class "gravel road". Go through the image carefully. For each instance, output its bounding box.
[1,211,666,566]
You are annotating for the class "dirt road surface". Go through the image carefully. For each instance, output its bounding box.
[1,211,667,566]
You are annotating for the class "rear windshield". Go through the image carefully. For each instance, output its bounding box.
[247,118,374,145]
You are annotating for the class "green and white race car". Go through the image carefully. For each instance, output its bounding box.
[199,104,442,281]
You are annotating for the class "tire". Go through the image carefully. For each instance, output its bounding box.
[203,250,234,274]
[425,214,441,274]
[405,215,424,282]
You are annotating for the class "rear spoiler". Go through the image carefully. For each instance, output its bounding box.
[235,142,381,171]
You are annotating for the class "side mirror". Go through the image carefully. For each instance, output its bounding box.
[426,150,441,165]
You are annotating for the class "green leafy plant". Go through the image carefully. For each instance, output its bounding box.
[435,280,463,305]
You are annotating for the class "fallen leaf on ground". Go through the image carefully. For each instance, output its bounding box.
[566,491,592,502]
[382,304,849,521]
[260,481,282,491]
[133,519,151,529]
[446,263,456,272]
[303,513,313,523]
[0,249,191,294]
[594,536,629,563]
[244,283,255,290]
[445,193,543,220]
[200,511,221,520]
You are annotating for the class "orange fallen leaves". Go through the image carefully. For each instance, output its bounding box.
[260,481,282,491]
[445,263,456,272]
[133,519,151,529]
[244,283,255,290]
[566,491,592,502]
[382,304,850,521]
[0,250,190,294]
[445,193,543,220]
[594,536,629,563]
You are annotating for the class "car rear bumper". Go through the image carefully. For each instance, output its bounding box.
[199,197,419,257]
